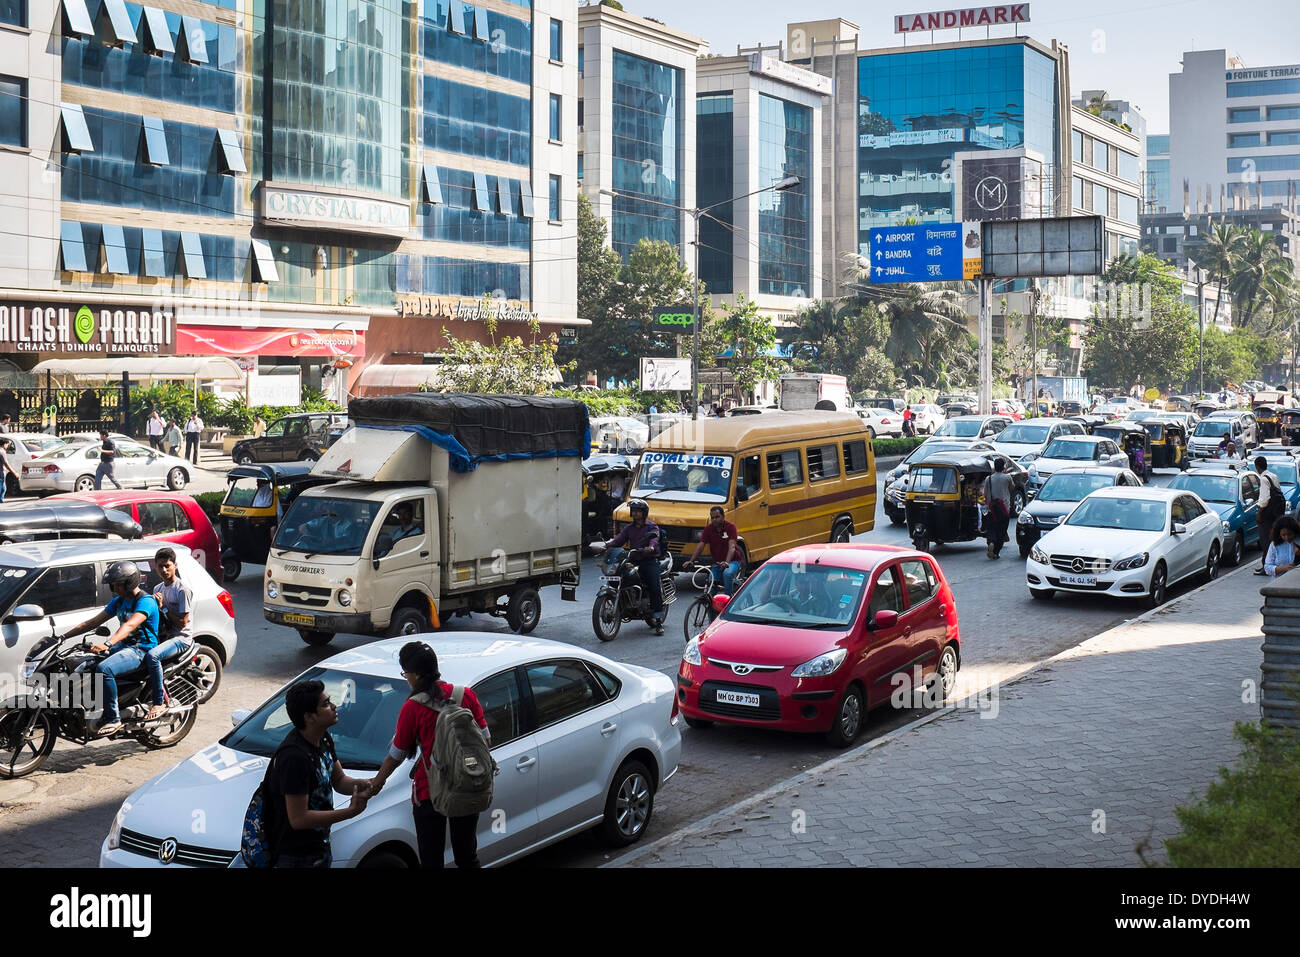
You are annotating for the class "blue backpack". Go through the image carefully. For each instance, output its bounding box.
[240,738,310,868]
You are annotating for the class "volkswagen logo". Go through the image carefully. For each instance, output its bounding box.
[731,664,753,676]
[158,838,178,865]
[975,175,1009,211]
[1071,558,1086,572]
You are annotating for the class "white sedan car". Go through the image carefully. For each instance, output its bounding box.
[100,633,681,868]
[0,433,68,494]
[908,404,946,435]
[856,407,903,439]
[1026,435,1131,491]
[1026,487,1222,606]
[19,441,194,493]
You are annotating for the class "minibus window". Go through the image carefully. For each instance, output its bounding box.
[739,455,762,499]
[767,450,803,489]
[843,440,869,474]
[807,444,841,481]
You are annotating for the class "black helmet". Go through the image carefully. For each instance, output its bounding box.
[628,498,649,516]
[102,560,142,591]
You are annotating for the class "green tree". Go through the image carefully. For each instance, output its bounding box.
[433,305,574,394]
[787,299,901,395]
[867,283,976,390]
[1082,254,1195,390]
[1231,230,1296,329]
[1188,222,1245,328]
[708,295,787,401]
[1199,326,1267,389]
[563,193,622,382]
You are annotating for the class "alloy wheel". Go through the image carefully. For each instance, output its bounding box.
[615,771,652,838]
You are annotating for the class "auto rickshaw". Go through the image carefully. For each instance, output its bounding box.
[1144,417,1189,471]
[1067,413,1111,435]
[904,451,1023,552]
[1193,401,1221,419]
[1252,403,1284,441]
[581,453,637,552]
[1281,409,1300,446]
[1094,422,1153,482]
[218,463,335,581]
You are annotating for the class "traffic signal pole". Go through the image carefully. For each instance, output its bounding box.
[978,275,993,414]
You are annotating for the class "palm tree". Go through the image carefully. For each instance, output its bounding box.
[1188,222,1245,327]
[1231,230,1295,329]
[854,283,974,388]
[787,299,843,363]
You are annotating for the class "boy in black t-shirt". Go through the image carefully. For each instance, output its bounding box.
[268,680,372,867]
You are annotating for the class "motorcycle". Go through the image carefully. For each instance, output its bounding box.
[0,618,206,778]
[589,542,677,641]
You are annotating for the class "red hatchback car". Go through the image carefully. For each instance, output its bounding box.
[49,490,223,583]
[678,544,961,747]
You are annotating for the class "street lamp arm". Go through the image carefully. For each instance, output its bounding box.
[698,176,801,217]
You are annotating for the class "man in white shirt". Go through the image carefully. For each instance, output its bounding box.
[184,411,203,465]
[1255,455,1285,576]
[146,410,164,450]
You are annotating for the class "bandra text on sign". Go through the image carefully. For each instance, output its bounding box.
[894,4,1030,33]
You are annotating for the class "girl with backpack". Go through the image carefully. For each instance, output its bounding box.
[368,642,492,868]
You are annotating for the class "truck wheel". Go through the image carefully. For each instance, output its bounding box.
[388,605,431,637]
[592,594,621,642]
[298,629,333,646]
[506,586,542,634]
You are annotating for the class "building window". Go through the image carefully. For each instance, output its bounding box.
[1270,131,1300,146]
[216,129,245,173]
[60,222,87,271]
[1228,107,1261,123]
[140,6,175,55]
[1072,130,1083,163]
[1116,150,1138,183]
[141,116,170,166]
[1072,175,1084,210]
[62,0,93,36]
[0,76,24,148]
[577,98,583,129]
[141,229,166,277]
[101,223,129,274]
[249,238,278,282]
[577,45,583,77]
[1269,106,1300,122]
[549,93,561,142]
[1229,78,1300,98]
[1228,154,1300,173]
[1093,183,1108,216]
[1228,133,1261,148]
[0,0,26,28]
[1117,193,1138,225]
[548,173,560,221]
[549,18,562,61]
[577,152,583,179]
[610,50,683,259]
[1093,140,1109,173]
[756,93,811,297]
[697,91,734,294]
[518,179,534,218]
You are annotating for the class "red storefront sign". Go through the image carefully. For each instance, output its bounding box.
[177,325,365,358]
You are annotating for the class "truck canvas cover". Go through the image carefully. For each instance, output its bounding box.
[345,393,591,473]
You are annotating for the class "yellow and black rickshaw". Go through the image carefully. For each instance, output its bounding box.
[1143,417,1189,471]
[1094,422,1153,481]
[1280,409,1300,446]
[218,463,335,581]
[1252,403,1285,441]
[582,453,637,551]
[904,450,1026,552]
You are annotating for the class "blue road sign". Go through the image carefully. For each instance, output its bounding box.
[867,223,968,283]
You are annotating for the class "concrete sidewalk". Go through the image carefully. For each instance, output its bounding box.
[618,567,1265,867]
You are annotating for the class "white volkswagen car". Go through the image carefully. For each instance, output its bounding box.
[1025,487,1222,606]
[20,440,194,493]
[100,634,681,868]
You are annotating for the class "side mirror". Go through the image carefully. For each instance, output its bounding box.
[94,625,112,637]
[871,609,899,630]
[5,603,45,623]
[711,594,731,614]
[231,709,251,728]
[1172,523,1188,536]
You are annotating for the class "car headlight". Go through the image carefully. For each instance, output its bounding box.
[106,800,131,851]
[1114,551,1150,571]
[1222,520,1231,532]
[1020,453,1038,465]
[683,637,702,666]
[266,580,279,599]
[791,647,848,678]
[1029,545,1048,564]
[1017,511,1035,525]
[337,589,353,607]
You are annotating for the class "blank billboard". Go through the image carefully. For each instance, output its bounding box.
[982,216,1103,278]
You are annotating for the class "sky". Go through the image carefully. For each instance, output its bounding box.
[602,0,1300,133]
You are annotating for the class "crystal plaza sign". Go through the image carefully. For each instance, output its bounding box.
[260,183,411,238]
[894,4,1030,32]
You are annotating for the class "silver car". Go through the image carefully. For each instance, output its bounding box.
[1,433,69,493]
[20,441,194,493]
[100,634,681,867]
[0,540,236,705]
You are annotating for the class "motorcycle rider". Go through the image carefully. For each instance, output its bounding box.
[603,498,666,635]
[143,547,193,721]
[62,561,161,737]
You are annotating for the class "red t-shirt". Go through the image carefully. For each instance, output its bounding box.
[700,521,739,563]
[390,681,489,804]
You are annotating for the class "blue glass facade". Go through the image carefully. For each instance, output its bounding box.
[696,93,733,294]
[395,255,529,300]
[757,94,811,297]
[857,42,1061,246]
[422,1,531,85]
[420,168,530,248]
[423,77,531,166]
[610,50,683,260]
[1146,158,1170,213]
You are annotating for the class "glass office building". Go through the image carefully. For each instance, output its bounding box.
[756,94,811,296]
[696,92,734,294]
[1145,133,1171,214]
[856,42,1062,247]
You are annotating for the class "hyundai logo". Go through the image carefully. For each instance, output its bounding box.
[158,838,178,865]
[731,664,753,676]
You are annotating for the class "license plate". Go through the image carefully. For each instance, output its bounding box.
[600,576,621,583]
[716,689,761,707]
[282,613,316,626]
[1058,574,1096,586]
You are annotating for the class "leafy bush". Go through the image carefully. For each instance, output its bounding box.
[130,385,343,437]
[193,491,226,526]
[1165,721,1300,867]
[873,436,927,458]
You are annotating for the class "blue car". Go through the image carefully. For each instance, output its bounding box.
[1168,466,1261,567]
[1252,452,1300,516]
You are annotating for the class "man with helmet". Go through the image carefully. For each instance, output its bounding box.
[62,560,162,736]
[603,498,666,634]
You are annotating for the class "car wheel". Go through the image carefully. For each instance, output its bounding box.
[599,759,655,847]
[166,467,188,491]
[1145,562,1167,608]
[825,684,865,748]
[867,427,876,439]
[1029,588,1054,601]
[830,519,853,544]
[235,449,255,465]
[1011,488,1026,515]
[888,511,905,527]
[505,586,541,634]
[387,605,431,637]
[683,716,713,730]
[1227,531,1244,567]
[1019,542,1032,558]
[358,850,411,868]
[298,629,334,646]
[1205,542,1221,582]
[74,474,94,492]
[933,643,959,701]
[301,450,321,462]
[191,644,223,704]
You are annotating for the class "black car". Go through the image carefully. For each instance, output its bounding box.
[230,413,348,465]
[1014,466,1142,557]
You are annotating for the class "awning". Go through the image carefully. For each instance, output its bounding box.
[31,356,244,380]
[356,363,563,390]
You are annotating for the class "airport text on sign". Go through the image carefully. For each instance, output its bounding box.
[868,224,969,283]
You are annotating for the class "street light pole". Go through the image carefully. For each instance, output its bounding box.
[692,208,701,418]
[1196,266,1205,396]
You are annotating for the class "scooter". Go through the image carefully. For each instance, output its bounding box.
[0,619,207,778]
[589,542,677,642]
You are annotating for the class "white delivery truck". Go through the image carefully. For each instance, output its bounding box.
[779,373,852,412]
[263,394,585,645]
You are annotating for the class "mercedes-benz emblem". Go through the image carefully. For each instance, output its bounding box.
[975,175,1009,211]
[732,664,753,676]
[1071,558,1086,572]
[158,838,178,865]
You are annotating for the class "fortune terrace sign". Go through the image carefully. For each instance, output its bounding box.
[895,4,1030,32]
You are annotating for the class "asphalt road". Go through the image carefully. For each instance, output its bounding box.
[2,469,1217,867]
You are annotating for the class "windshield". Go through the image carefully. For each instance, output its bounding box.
[1143,423,1166,439]
[45,445,89,460]
[21,437,64,453]
[225,477,274,510]
[633,452,733,502]
[222,667,406,769]
[909,466,958,494]
[997,424,1051,445]
[1194,421,1231,437]
[1038,473,1116,502]
[273,496,385,556]
[936,419,981,437]
[721,563,867,628]
[1170,475,1236,504]
[1066,496,1167,531]
[1041,440,1096,461]
[1275,463,1298,486]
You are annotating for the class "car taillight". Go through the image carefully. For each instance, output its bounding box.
[44,465,60,473]
[670,694,680,726]
[881,418,891,424]
[217,590,235,619]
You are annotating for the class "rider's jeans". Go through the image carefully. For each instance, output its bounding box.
[607,548,664,622]
[144,638,189,705]
[709,561,742,595]
[95,645,148,722]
